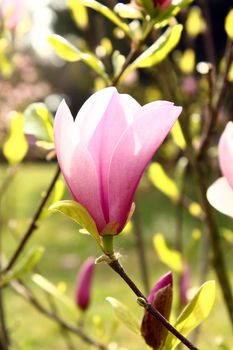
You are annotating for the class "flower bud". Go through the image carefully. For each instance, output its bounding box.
[132,0,171,11]
[75,257,95,311]
[180,265,190,306]
[141,272,173,349]
[153,0,171,10]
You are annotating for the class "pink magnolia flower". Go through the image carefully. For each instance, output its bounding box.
[54,87,181,235]
[75,257,95,311]
[141,272,173,349]
[207,122,233,218]
[0,0,24,31]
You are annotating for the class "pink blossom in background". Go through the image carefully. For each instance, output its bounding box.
[54,87,181,235]
[75,257,95,311]
[153,0,171,10]
[207,122,233,218]
[0,0,24,31]
[180,265,191,306]
[133,0,171,10]
[141,272,173,349]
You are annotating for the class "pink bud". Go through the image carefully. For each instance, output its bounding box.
[0,0,24,31]
[153,0,171,10]
[75,257,95,311]
[141,272,173,349]
[54,87,182,235]
[180,265,191,306]
[207,122,233,217]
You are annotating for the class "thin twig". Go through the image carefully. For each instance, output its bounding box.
[3,166,60,273]
[108,259,198,350]
[111,44,140,86]
[198,40,233,157]
[132,204,150,295]
[11,280,109,350]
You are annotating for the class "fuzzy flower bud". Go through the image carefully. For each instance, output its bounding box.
[75,257,95,311]
[141,272,173,349]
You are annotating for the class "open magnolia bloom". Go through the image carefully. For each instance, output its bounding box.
[54,87,182,235]
[207,122,233,218]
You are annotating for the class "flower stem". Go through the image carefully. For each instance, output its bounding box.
[108,258,198,350]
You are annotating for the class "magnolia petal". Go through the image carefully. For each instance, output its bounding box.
[75,87,118,145]
[69,143,106,231]
[87,89,141,222]
[219,122,233,189]
[207,177,233,218]
[54,99,76,178]
[108,103,182,231]
[119,93,141,120]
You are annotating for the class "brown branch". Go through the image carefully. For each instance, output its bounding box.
[108,259,198,350]
[2,165,60,273]
[11,280,109,350]
[198,40,233,157]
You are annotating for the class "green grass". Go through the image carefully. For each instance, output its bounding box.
[1,163,232,350]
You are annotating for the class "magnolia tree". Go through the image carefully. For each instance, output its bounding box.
[0,0,233,349]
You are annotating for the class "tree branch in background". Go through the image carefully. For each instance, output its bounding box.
[2,166,60,273]
[12,280,109,350]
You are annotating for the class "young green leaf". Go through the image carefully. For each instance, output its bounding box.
[165,281,216,349]
[114,3,142,19]
[106,297,141,334]
[148,163,179,201]
[24,103,54,142]
[2,247,44,286]
[67,0,88,30]
[171,121,186,150]
[225,9,233,40]
[48,34,107,77]
[49,200,101,247]
[80,0,131,36]
[32,273,75,311]
[3,112,28,165]
[153,234,183,273]
[129,24,183,69]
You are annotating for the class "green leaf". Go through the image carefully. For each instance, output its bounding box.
[129,24,183,69]
[32,273,75,310]
[48,34,107,77]
[49,200,101,247]
[148,163,179,201]
[106,297,140,334]
[165,281,216,350]
[67,0,88,29]
[39,179,65,221]
[153,234,183,273]
[114,4,142,19]
[3,112,28,165]
[225,9,233,40]
[24,103,54,142]
[2,247,44,285]
[171,121,186,150]
[80,0,131,36]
